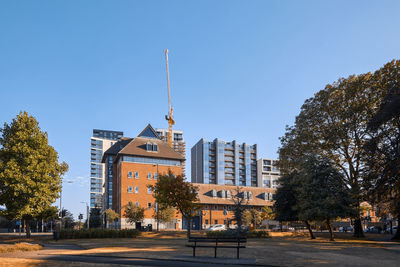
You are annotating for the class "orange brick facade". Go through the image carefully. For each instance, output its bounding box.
[113,160,183,229]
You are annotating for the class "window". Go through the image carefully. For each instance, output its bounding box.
[205,205,209,210]
[214,220,218,224]
[226,190,231,198]
[146,143,152,151]
[147,187,152,194]
[227,206,232,211]
[148,203,152,209]
[214,205,218,211]
[134,172,139,179]
[212,189,217,198]
[128,171,132,178]
[136,202,139,207]
[248,191,252,200]
[154,173,158,180]
[128,186,132,193]
[147,172,152,180]
[135,186,139,194]
[205,219,209,224]
[153,144,158,151]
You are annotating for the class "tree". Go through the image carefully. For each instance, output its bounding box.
[294,156,356,241]
[232,187,248,235]
[260,206,274,230]
[277,63,396,237]
[273,173,299,223]
[366,84,400,240]
[153,204,175,231]
[124,202,144,226]
[103,208,119,229]
[89,207,102,228]
[0,111,68,237]
[151,170,199,238]
[62,209,75,229]
[243,209,261,229]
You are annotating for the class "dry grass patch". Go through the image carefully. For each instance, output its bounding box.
[0,242,42,253]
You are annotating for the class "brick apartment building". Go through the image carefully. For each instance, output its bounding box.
[103,124,185,229]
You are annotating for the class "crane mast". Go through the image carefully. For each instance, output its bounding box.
[164,49,175,148]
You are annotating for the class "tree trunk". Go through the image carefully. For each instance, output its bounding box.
[41,219,44,232]
[353,218,365,238]
[304,220,315,239]
[327,218,334,241]
[392,215,400,240]
[25,219,31,238]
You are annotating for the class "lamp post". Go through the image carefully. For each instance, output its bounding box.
[153,163,159,231]
[81,202,90,229]
[60,180,73,229]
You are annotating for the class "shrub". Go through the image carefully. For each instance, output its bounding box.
[59,229,140,239]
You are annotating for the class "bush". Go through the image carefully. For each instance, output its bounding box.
[206,229,270,239]
[59,229,140,239]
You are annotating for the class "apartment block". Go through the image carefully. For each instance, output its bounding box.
[90,129,123,209]
[191,139,257,187]
[257,158,280,189]
[106,124,185,229]
[156,128,186,176]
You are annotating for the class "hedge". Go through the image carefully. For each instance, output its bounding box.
[59,229,140,239]
[206,229,270,238]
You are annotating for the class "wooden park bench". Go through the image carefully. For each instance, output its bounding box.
[186,237,247,259]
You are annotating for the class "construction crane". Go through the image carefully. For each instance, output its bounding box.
[164,49,175,148]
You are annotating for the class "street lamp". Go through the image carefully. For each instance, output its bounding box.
[81,202,90,229]
[153,163,159,231]
[60,179,73,229]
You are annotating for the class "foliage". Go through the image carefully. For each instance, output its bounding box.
[38,206,58,220]
[260,206,275,221]
[151,170,199,237]
[59,228,140,239]
[124,202,144,225]
[0,111,68,237]
[231,187,248,234]
[153,204,175,224]
[277,61,400,237]
[103,208,119,228]
[295,156,356,240]
[273,173,299,222]
[243,209,261,229]
[62,209,75,229]
[365,81,400,240]
[89,207,102,228]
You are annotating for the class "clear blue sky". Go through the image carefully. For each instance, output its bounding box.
[1,1,400,219]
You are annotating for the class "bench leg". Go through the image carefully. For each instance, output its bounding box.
[193,247,196,257]
[237,247,239,259]
[214,247,217,258]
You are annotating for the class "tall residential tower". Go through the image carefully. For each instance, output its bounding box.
[191,139,257,186]
[90,129,123,209]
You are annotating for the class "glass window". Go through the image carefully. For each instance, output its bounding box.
[148,203,152,209]
[136,202,139,207]
[205,205,209,210]
[205,219,209,224]
[154,173,158,180]
[147,187,152,194]
[214,220,218,224]
[128,171,132,178]
[128,186,132,193]
[146,143,152,151]
[135,186,139,194]
[135,172,139,179]
[153,144,158,151]
[214,205,218,211]
[226,190,231,198]
[147,172,152,180]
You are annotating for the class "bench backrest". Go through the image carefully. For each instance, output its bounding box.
[188,238,247,243]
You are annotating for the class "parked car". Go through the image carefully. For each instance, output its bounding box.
[207,224,227,231]
[364,226,381,233]
[386,226,398,233]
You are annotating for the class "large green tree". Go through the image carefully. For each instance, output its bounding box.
[295,156,356,241]
[278,61,400,237]
[365,85,400,240]
[151,170,199,238]
[0,111,68,237]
